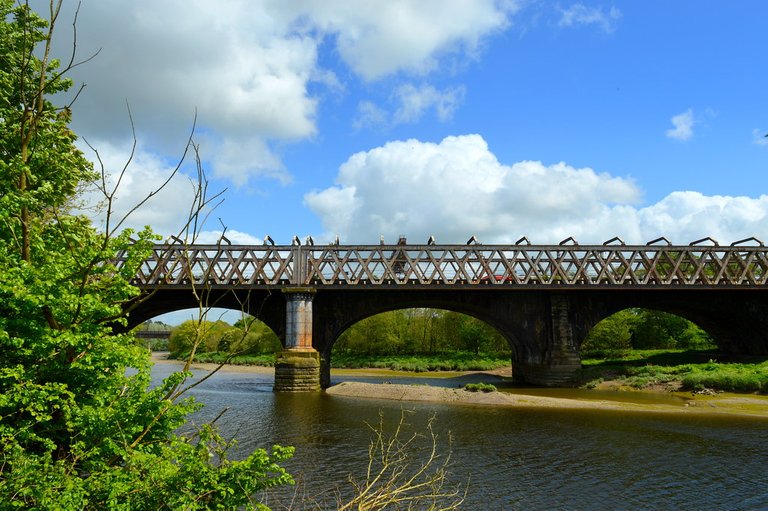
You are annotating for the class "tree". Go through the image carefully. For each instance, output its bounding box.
[0,2,292,508]
[581,310,634,357]
[631,309,714,350]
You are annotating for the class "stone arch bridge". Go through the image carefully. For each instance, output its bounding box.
[121,237,768,390]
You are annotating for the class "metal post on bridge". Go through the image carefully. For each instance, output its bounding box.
[273,287,321,391]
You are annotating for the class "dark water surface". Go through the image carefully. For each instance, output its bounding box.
[152,362,768,510]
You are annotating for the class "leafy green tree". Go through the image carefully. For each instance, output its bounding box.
[336,313,402,355]
[583,309,716,358]
[231,317,282,354]
[631,309,714,350]
[335,308,510,357]
[581,310,634,357]
[0,2,291,508]
[168,319,232,355]
[456,316,506,355]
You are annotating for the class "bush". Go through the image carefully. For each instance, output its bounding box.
[464,383,497,393]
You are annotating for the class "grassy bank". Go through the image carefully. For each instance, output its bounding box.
[331,352,510,372]
[172,349,768,395]
[176,352,276,366]
[174,351,510,372]
[580,350,768,394]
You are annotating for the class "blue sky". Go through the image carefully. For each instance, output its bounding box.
[50,1,767,250]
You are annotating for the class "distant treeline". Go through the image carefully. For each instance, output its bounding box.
[167,317,281,358]
[159,307,714,360]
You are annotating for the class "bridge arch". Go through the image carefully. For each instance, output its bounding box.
[573,290,768,355]
[310,289,584,388]
[126,289,288,345]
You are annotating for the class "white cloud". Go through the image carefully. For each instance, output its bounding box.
[62,1,318,186]
[355,83,466,128]
[666,109,695,141]
[753,129,768,147]
[558,3,622,33]
[76,140,204,237]
[637,192,768,243]
[354,101,390,130]
[393,84,466,123]
[305,134,768,245]
[195,229,264,245]
[49,0,517,189]
[302,0,517,81]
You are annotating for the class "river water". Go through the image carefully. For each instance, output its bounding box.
[152,361,768,510]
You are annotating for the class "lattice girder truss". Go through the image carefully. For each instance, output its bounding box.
[121,243,768,289]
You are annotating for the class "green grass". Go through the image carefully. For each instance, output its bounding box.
[580,350,768,394]
[464,382,497,393]
[331,352,510,372]
[171,351,510,373]
[172,348,768,395]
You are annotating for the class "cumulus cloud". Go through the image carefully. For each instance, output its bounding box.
[50,0,516,189]
[305,134,640,244]
[194,229,264,245]
[302,1,516,81]
[666,109,695,141]
[305,134,768,245]
[558,3,622,33]
[635,192,768,244]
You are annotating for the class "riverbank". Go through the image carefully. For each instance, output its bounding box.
[151,353,768,418]
[326,381,768,418]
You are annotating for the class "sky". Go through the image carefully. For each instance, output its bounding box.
[45,1,768,250]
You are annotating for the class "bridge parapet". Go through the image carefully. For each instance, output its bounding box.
[122,239,768,290]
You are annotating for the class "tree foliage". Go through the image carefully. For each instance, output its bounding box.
[0,2,292,508]
[168,317,281,357]
[334,309,509,356]
[335,307,715,361]
[581,308,715,357]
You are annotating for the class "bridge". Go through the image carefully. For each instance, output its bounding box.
[122,236,768,390]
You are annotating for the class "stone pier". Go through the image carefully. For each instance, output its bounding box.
[512,294,582,386]
[274,288,321,391]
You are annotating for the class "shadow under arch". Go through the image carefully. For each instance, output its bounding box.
[124,288,288,343]
[580,290,767,356]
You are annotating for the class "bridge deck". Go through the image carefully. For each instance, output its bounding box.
[121,239,768,290]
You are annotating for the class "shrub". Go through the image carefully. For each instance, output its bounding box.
[464,383,497,393]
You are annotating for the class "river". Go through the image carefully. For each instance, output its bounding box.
[151,361,768,510]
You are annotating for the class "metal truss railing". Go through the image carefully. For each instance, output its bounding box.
[123,237,768,289]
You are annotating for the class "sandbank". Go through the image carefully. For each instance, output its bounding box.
[327,381,768,418]
[151,353,768,418]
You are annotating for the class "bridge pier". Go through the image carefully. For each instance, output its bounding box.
[274,288,321,391]
[513,294,582,386]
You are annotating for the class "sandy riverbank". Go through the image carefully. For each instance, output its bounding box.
[327,382,768,418]
[151,353,768,418]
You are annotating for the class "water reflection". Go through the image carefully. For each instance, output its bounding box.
[152,361,768,510]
